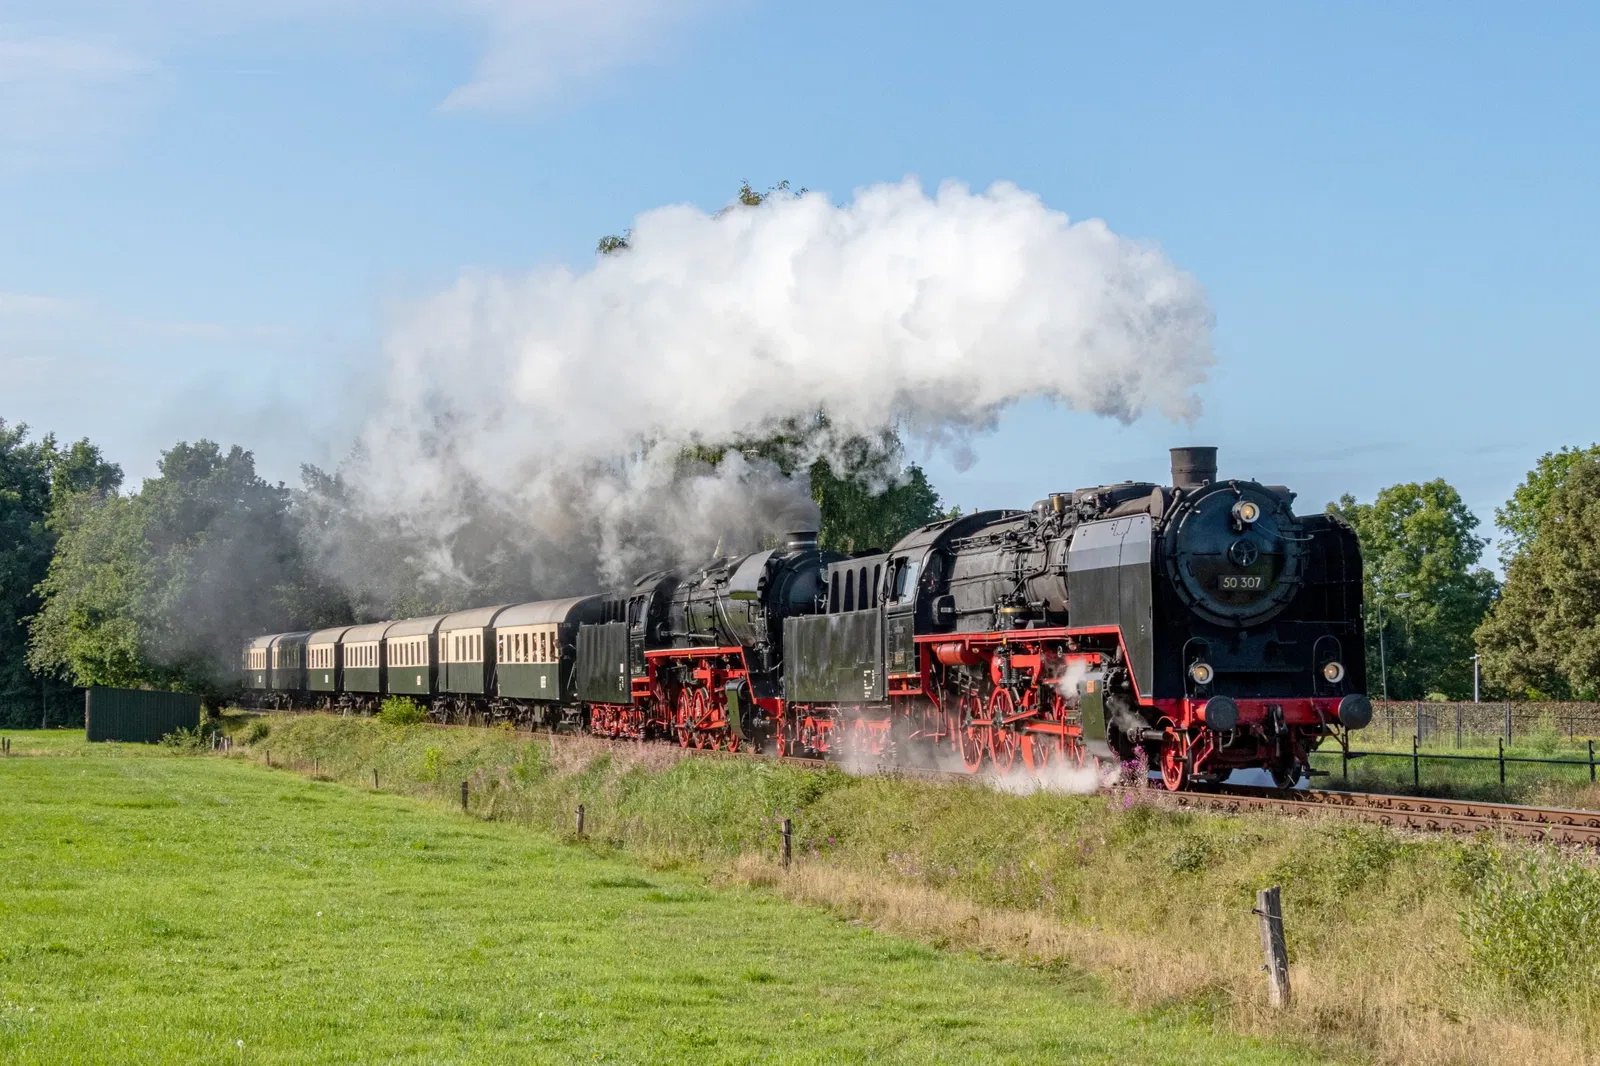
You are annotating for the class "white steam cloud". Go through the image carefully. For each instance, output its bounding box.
[328,178,1214,607]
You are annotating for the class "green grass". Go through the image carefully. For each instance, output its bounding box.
[0,736,1325,1065]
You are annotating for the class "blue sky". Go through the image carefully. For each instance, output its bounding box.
[3,1,1597,562]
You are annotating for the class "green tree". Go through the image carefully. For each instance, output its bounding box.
[1494,444,1600,566]
[29,440,348,697]
[1476,455,1600,699]
[1330,479,1499,700]
[0,421,122,726]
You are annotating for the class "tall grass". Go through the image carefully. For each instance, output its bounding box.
[237,712,1600,1066]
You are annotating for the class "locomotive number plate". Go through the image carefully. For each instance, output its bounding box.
[1218,574,1265,590]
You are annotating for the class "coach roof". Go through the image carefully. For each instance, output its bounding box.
[439,605,511,632]
[342,621,396,644]
[494,596,604,627]
[306,625,358,646]
[385,614,448,639]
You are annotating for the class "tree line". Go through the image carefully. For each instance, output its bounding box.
[1332,445,1600,702]
[0,419,953,726]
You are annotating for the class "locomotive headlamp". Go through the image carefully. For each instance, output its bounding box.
[1188,661,1215,685]
[1322,661,1346,684]
[1231,499,1261,526]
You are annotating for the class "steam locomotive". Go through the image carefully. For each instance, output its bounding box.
[243,447,1370,790]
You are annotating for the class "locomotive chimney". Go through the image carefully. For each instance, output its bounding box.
[1169,446,1218,490]
[785,530,819,551]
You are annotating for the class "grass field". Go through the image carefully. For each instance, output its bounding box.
[0,734,1325,1065]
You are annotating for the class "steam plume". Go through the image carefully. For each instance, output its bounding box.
[320,178,1214,608]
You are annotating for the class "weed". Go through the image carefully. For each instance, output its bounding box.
[1463,852,1600,1003]
[378,696,427,726]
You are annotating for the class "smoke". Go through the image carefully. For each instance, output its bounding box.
[318,178,1214,609]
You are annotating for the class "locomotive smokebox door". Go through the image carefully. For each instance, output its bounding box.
[1079,676,1113,760]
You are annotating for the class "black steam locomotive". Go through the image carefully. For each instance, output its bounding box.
[244,447,1369,790]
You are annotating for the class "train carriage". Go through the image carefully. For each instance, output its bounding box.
[385,616,446,698]
[342,621,394,702]
[268,632,312,701]
[493,597,605,706]
[438,605,510,698]
[306,626,356,697]
[244,634,277,692]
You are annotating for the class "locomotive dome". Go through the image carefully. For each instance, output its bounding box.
[1160,447,1305,628]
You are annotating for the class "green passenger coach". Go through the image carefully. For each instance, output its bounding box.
[342,621,394,698]
[306,625,356,695]
[492,597,605,704]
[384,615,446,698]
[439,605,510,698]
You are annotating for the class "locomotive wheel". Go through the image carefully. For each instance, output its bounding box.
[1159,728,1190,791]
[959,725,987,772]
[988,690,1019,773]
[1021,732,1056,773]
[675,689,694,748]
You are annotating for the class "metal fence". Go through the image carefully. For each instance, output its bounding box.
[1370,701,1600,745]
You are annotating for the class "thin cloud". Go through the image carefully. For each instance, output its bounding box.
[0,1,720,157]
[439,0,715,111]
[0,30,151,159]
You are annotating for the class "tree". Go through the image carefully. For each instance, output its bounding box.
[1330,479,1499,700]
[1494,444,1600,566]
[1476,455,1600,699]
[29,440,348,698]
[0,421,122,726]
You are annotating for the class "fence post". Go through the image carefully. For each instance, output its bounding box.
[1412,735,1420,789]
[1498,737,1505,788]
[1255,886,1291,1008]
[1415,701,1422,745]
[1341,735,1348,781]
[1456,704,1463,750]
[781,818,792,870]
[1504,703,1513,744]
[460,780,468,813]
[576,804,585,837]
[373,768,379,790]
[1590,739,1595,785]
[1390,714,1396,742]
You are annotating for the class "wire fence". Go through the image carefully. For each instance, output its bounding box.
[1369,701,1600,746]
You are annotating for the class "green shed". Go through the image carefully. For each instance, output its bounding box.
[85,688,202,743]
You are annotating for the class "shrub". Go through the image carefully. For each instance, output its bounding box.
[243,719,271,744]
[1463,852,1600,1002]
[159,726,208,753]
[378,697,427,726]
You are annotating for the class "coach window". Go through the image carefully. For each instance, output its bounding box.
[843,570,855,612]
[829,573,840,613]
[872,564,881,607]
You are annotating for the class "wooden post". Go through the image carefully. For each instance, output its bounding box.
[1255,886,1290,1007]
[373,768,379,789]
[1456,704,1463,749]
[1504,702,1513,744]
[1589,739,1595,784]
[1412,735,1419,788]
[266,750,271,768]
[1498,737,1506,787]
[781,818,792,870]
[460,780,468,812]
[576,804,586,837]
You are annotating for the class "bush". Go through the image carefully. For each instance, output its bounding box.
[159,726,208,753]
[243,719,271,744]
[378,697,427,726]
[1463,852,1600,1001]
